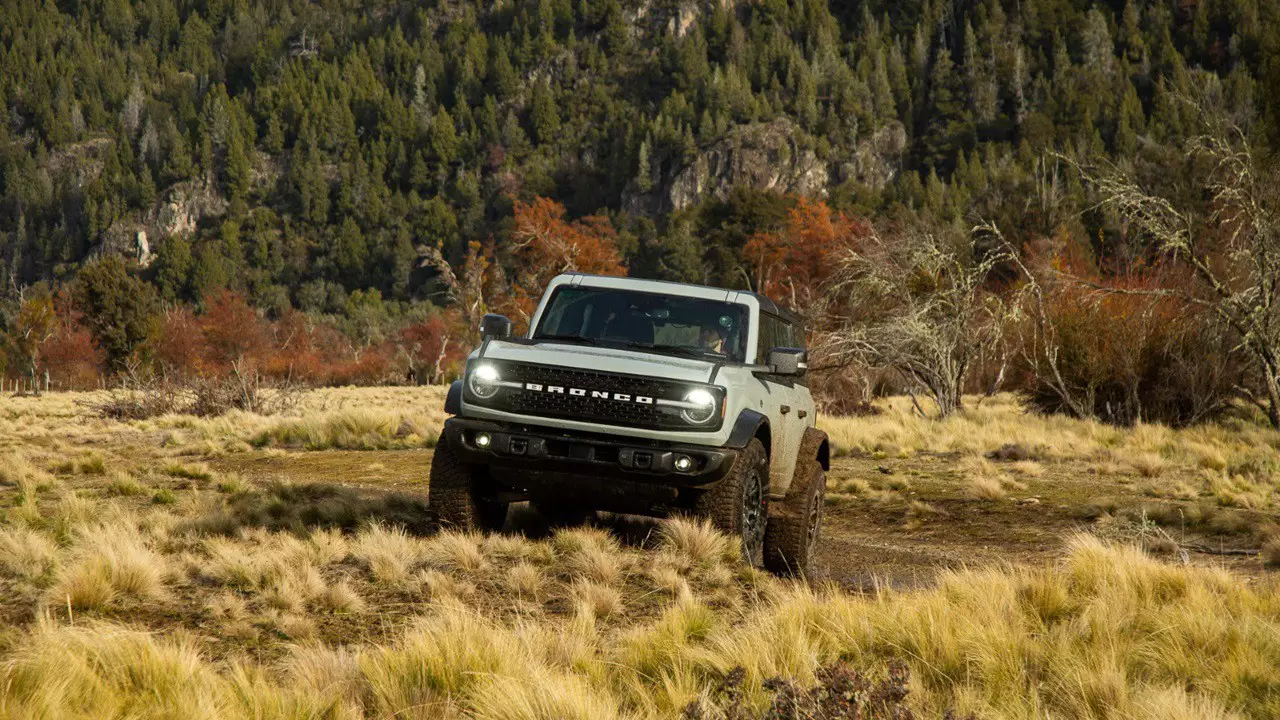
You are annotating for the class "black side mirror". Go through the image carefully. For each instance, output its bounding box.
[768,348,807,376]
[480,314,513,341]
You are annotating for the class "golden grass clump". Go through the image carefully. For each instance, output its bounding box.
[359,607,519,715]
[507,562,545,600]
[966,474,1007,500]
[0,621,225,718]
[106,470,147,496]
[351,522,425,585]
[0,527,59,583]
[51,523,170,610]
[571,579,625,620]
[423,531,487,572]
[658,517,735,568]
[314,579,367,614]
[554,527,627,586]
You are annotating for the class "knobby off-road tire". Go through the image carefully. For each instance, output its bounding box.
[427,441,508,532]
[763,460,826,577]
[695,438,769,567]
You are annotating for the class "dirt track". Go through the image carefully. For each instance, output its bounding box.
[211,448,1264,589]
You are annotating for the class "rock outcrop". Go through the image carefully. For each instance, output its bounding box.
[624,118,830,216]
[836,121,907,192]
[148,180,228,238]
[89,179,227,266]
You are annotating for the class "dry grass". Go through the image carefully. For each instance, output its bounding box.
[50,523,171,610]
[0,496,1276,718]
[0,387,1278,718]
[0,527,59,583]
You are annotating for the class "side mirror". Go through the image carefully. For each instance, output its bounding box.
[768,347,807,376]
[480,314,513,341]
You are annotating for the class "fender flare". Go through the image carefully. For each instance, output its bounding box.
[798,427,830,471]
[444,380,463,415]
[725,409,769,452]
[784,427,830,501]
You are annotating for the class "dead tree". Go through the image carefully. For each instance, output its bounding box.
[814,223,1013,418]
[1081,112,1280,428]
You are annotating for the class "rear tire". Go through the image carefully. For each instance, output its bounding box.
[427,441,508,532]
[764,461,826,577]
[694,438,768,567]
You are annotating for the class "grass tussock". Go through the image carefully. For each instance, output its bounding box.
[51,524,170,610]
[250,409,442,451]
[0,515,1273,719]
[0,527,59,583]
[2,387,1279,719]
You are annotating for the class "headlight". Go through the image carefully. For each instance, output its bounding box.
[680,388,718,424]
[468,363,501,399]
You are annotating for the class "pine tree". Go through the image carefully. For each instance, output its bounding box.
[529,80,561,144]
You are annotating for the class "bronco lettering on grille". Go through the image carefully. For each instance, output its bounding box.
[524,382,654,405]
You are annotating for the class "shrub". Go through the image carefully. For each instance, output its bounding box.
[1017,266,1242,427]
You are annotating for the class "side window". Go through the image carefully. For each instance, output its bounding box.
[759,314,795,356]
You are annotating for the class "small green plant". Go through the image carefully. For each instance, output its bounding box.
[151,489,177,505]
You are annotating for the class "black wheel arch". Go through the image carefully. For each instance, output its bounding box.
[444,380,463,415]
[727,409,771,457]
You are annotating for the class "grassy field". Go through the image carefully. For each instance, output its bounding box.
[0,387,1278,718]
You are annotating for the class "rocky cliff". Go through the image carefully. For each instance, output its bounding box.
[623,119,830,216]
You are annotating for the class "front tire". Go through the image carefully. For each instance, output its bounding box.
[764,461,826,577]
[427,441,508,532]
[694,438,769,567]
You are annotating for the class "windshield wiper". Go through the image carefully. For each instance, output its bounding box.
[619,342,721,360]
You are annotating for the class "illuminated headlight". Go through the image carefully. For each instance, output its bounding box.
[468,363,501,399]
[680,389,718,424]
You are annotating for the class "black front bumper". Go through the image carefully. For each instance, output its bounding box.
[442,417,739,512]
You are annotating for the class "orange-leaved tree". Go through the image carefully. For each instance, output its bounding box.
[40,297,104,390]
[743,197,871,313]
[398,313,462,385]
[508,197,626,322]
[419,197,627,344]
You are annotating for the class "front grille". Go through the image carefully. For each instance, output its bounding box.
[473,361,713,431]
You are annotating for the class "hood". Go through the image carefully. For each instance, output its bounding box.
[479,340,717,384]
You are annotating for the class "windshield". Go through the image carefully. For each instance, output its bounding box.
[532,287,750,363]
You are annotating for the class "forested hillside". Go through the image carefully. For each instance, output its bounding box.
[4,0,1277,297]
[2,0,1279,416]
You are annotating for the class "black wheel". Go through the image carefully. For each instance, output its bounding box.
[694,438,769,566]
[427,441,508,532]
[764,461,826,577]
[531,501,597,528]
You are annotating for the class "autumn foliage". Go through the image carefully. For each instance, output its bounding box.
[1018,247,1241,426]
[744,197,872,312]
[507,197,626,320]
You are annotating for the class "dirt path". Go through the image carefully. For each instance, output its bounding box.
[210,448,1265,590]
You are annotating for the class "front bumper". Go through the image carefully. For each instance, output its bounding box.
[443,417,740,511]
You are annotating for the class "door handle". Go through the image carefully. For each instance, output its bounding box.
[780,405,791,415]
[798,409,808,419]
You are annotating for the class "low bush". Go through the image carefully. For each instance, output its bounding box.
[1018,269,1243,427]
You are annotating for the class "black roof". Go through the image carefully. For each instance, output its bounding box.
[560,273,803,326]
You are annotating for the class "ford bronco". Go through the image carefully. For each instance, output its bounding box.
[429,274,829,576]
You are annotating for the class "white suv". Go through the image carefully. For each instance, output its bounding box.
[430,273,829,575]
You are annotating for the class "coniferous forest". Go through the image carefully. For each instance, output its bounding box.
[2,0,1280,420]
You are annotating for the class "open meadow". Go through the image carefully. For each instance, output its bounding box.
[0,387,1278,718]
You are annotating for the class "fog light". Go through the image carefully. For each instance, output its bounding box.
[475,432,492,448]
[674,455,693,472]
